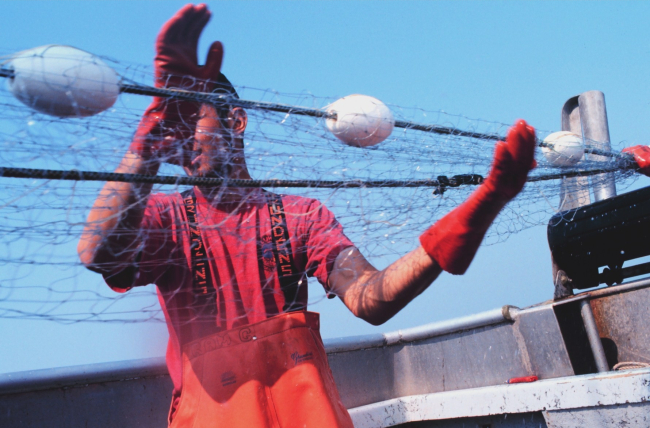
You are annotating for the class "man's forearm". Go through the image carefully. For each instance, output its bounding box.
[78,151,160,271]
[331,246,443,326]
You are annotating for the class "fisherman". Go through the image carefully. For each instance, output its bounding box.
[78,4,537,427]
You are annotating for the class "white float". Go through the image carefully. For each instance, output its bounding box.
[542,131,584,167]
[6,45,120,117]
[325,94,394,147]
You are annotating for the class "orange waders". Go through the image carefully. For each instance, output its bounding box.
[169,311,354,428]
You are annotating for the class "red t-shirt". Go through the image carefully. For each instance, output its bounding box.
[103,187,354,398]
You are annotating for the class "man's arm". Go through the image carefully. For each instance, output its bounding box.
[77,152,159,274]
[78,4,223,279]
[329,246,442,326]
[329,120,536,325]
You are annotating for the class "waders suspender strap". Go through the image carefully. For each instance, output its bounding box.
[182,190,218,318]
[263,191,305,312]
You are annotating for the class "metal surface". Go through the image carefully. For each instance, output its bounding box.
[559,95,590,211]
[601,260,650,285]
[0,374,172,428]
[578,90,617,201]
[349,368,650,428]
[591,285,650,367]
[579,300,609,372]
[553,275,650,305]
[328,304,572,409]
[329,322,527,409]
[543,402,650,428]
[547,185,650,290]
[510,306,574,379]
[324,307,512,353]
[553,266,573,299]
[0,358,172,428]
[0,357,167,395]
[392,413,547,427]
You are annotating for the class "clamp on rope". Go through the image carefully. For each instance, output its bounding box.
[433,174,484,196]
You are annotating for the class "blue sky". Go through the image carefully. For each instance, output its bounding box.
[1,1,650,373]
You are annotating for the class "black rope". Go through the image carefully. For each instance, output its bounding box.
[120,82,337,120]
[527,165,633,182]
[0,166,480,189]
[536,140,630,160]
[0,165,637,190]
[112,82,642,161]
[0,67,634,159]
[103,82,648,161]
[119,81,511,140]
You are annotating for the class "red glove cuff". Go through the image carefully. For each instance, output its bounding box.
[623,145,650,176]
[420,184,503,275]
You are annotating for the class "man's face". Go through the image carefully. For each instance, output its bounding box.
[190,104,233,178]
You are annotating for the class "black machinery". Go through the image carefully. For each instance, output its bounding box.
[548,184,650,290]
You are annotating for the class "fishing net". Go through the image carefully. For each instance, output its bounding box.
[0,51,640,324]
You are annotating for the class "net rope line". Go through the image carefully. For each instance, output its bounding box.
[0,163,636,189]
[0,66,631,161]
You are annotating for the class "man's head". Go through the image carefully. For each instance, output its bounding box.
[212,73,239,119]
[187,73,249,179]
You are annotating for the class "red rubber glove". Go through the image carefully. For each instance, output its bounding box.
[622,145,650,176]
[420,120,537,274]
[130,3,223,166]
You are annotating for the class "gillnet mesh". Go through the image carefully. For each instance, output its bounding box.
[0,52,640,324]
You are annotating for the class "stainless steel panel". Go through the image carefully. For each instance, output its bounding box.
[591,286,650,365]
[393,412,547,427]
[544,402,650,428]
[578,90,617,201]
[559,95,590,211]
[0,357,168,395]
[580,299,609,372]
[332,324,531,409]
[329,304,573,409]
[512,306,574,379]
[0,376,172,428]
[323,307,509,353]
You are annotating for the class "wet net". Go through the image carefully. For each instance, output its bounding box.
[0,50,640,325]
